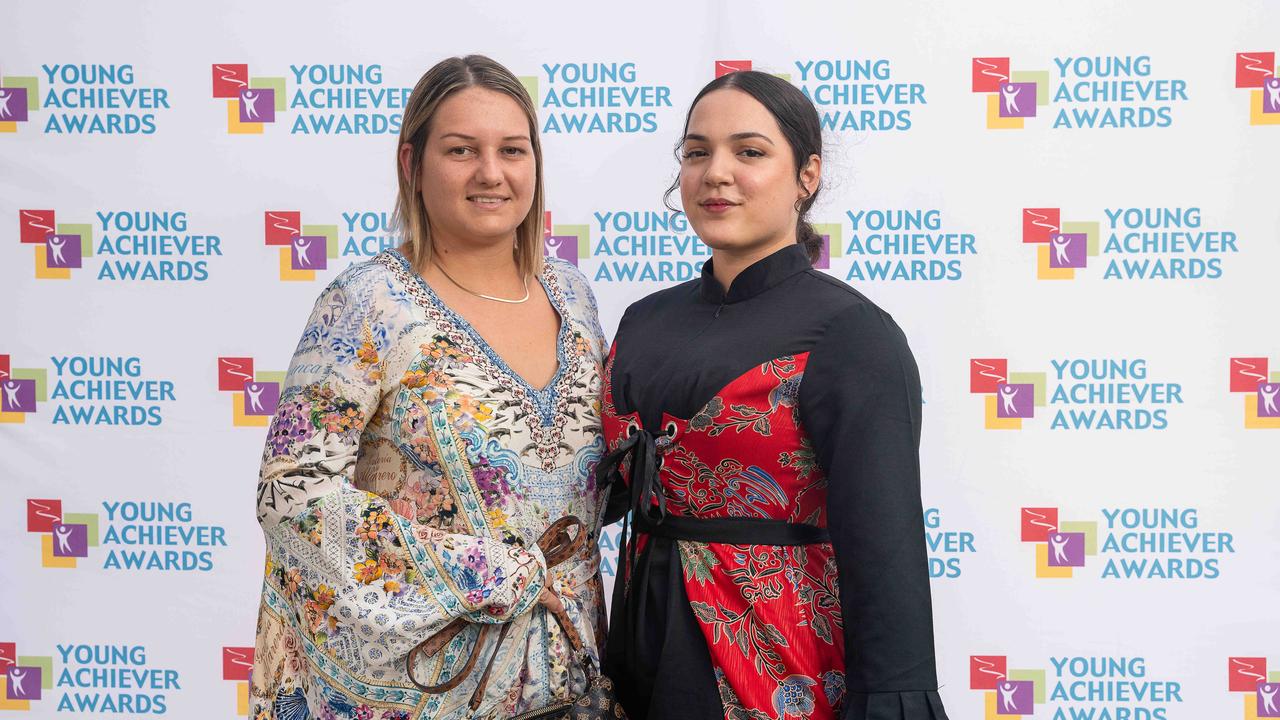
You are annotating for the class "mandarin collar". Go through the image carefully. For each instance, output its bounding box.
[699,243,813,304]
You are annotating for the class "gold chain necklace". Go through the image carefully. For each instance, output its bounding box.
[433,262,531,304]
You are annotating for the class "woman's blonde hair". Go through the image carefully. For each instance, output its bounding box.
[393,55,544,276]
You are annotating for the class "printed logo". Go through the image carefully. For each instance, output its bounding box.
[969,655,1045,715]
[841,209,974,282]
[971,357,1183,430]
[1020,507,1234,580]
[973,56,1188,129]
[718,58,927,132]
[970,655,1183,717]
[969,358,1045,429]
[1023,206,1238,281]
[211,64,285,134]
[1,64,169,135]
[972,57,1049,129]
[1229,657,1280,718]
[25,499,100,568]
[0,354,47,423]
[522,62,673,134]
[1234,52,1280,125]
[213,63,407,135]
[17,209,224,281]
[218,356,284,426]
[0,642,53,710]
[26,498,228,572]
[221,647,254,716]
[264,211,338,280]
[547,208,707,283]
[925,507,975,579]
[1020,507,1097,578]
[18,209,92,279]
[1022,208,1099,279]
[1229,357,1280,429]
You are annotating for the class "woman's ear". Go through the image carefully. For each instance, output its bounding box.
[399,143,415,183]
[798,153,822,200]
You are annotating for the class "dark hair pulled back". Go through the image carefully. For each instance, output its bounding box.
[664,70,824,262]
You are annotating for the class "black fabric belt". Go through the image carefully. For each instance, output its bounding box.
[633,510,830,545]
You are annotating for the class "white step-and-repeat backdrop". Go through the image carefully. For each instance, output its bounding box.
[3,1,1278,718]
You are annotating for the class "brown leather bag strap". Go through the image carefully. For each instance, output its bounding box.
[406,621,493,693]
[467,620,515,711]
[405,517,589,695]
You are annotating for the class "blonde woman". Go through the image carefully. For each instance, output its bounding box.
[250,55,608,720]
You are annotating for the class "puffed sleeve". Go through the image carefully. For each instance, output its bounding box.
[255,262,548,653]
[797,302,949,720]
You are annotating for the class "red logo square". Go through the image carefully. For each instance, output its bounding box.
[1230,358,1269,393]
[222,647,254,681]
[970,655,1007,690]
[1235,52,1276,89]
[27,499,62,532]
[0,355,10,381]
[972,58,1010,92]
[19,210,56,244]
[218,357,254,392]
[1229,657,1268,692]
[1021,507,1059,542]
[715,60,752,78]
[0,643,15,672]
[1022,208,1061,244]
[544,211,553,240]
[212,64,249,98]
[265,211,302,246]
[970,359,1008,394]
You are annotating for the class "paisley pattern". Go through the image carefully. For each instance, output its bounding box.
[252,251,608,720]
[603,350,846,720]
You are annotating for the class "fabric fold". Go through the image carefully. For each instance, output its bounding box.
[846,690,949,720]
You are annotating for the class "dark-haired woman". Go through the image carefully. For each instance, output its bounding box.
[598,71,949,720]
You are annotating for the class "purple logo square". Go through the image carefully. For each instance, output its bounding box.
[51,522,89,558]
[1264,77,1280,114]
[45,234,83,269]
[995,679,1033,715]
[998,82,1038,118]
[1259,682,1280,717]
[6,665,41,700]
[0,378,37,413]
[291,235,327,270]
[544,235,579,266]
[995,383,1035,419]
[1258,383,1280,418]
[813,234,831,270]
[0,87,29,123]
[1046,531,1086,567]
[242,381,280,416]
[1048,233,1087,269]
[238,88,275,123]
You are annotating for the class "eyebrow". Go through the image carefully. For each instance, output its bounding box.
[439,132,531,142]
[684,131,775,145]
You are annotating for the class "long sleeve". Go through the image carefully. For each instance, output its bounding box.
[798,303,948,720]
[255,262,547,665]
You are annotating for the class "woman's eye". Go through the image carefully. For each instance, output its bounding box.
[501,147,527,157]
[447,147,473,156]
[681,149,708,160]
[740,148,766,158]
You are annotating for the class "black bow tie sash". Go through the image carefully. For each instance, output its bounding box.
[594,427,831,675]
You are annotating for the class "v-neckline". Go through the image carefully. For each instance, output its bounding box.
[386,248,570,410]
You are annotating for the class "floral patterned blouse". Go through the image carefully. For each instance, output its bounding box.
[250,250,608,720]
